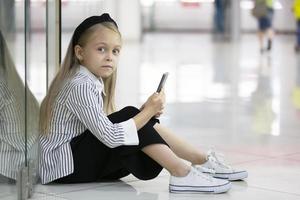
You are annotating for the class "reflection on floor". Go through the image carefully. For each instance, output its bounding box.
[6,33,300,199]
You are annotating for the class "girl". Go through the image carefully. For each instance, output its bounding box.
[39,13,247,193]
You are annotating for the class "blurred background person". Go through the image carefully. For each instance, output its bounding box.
[213,0,230,41]
[293,0,300,52]
[214,0,226,34]
[252,0,275,53]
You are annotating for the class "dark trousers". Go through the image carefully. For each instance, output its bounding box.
[55,106,167,183]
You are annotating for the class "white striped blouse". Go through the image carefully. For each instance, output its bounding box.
[0,81,37,180]
[39,66,139,184]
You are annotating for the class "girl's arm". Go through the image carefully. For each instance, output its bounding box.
[66,83,139,147]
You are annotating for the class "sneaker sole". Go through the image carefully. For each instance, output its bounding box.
[212,171,248,181]
[169,182,231,194]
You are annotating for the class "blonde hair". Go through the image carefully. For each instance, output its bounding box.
[40,22,121,135]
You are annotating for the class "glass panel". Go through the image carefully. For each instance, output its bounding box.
[47,0,61,85]
[1,0,46,198]
[25,0,47,190]
[0,0,25,199]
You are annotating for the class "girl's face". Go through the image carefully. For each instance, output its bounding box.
[75,25,121,79]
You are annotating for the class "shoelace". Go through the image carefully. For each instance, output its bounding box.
[208,150,232,170]
[191,167,213,182]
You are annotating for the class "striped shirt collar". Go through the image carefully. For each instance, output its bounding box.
[79,65,106,96]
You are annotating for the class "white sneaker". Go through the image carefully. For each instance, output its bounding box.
[194,150,248,181]
[169,167,231,194]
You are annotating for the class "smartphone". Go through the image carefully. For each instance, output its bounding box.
[156,72,169,93]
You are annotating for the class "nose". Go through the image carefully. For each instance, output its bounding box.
[105,52,113,62]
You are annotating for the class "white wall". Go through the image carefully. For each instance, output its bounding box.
[142,1,214,31]
[141,0,297,32]
[14,0,297,35]
[15,0,142,41]
[118,0,142,41]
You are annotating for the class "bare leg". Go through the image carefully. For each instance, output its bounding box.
[153,124,207,165]
[266,28,274,50]
[267,28,274,40]
[142,144,190,177]
[258,31,264,51]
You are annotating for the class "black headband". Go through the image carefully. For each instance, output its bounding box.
[72,13,118,46]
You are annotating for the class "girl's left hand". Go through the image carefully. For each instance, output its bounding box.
[140,90,166,118]
[155,109,164,118]
[154,90,166,118]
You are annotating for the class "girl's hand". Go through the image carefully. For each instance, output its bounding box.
[143,90,165,117]
[133,90,166,130]
[155,110,164,118]
[155,90,165,118]
[141,101,165,118]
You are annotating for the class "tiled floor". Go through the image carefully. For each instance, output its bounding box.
[3,32,300,199]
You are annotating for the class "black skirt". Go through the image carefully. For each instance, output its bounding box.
[54,106,168,183]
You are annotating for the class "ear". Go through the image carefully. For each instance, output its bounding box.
[74,45,84,61]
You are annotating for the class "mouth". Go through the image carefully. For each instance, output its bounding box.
[101,65,113,69]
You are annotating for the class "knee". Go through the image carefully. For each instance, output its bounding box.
[122,106,140,116]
